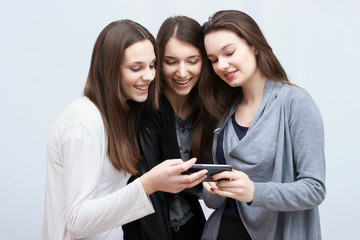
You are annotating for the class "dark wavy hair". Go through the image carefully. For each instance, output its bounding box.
[84,20,160,174]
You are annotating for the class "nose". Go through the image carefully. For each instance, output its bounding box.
[176,62,188,78]
[142,67,155,82]
[217,57,229,71]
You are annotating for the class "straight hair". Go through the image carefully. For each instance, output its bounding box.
[84,20,159,174]
[155,16,213,163]
[200,10,289,120]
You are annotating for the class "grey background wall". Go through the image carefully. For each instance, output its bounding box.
[1,0,359,239]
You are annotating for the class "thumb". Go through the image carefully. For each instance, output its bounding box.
[173,158,197,174]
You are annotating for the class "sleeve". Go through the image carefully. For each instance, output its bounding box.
[202,187,226,209]
[132,107,174,239]
[251,87,326,211]
[62,123,154,238]
[138,107,163,172]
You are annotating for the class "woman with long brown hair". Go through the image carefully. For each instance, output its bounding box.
[41,19,207,240]
[123,16,214,240]
[199,10,326,240]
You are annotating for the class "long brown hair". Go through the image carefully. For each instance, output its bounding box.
[84,20,159,174]
[194,10,290,162]
[155,16,213,163]
[156,16,203,100]
[200,10,289,120]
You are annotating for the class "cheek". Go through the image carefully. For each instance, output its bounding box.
[162,65,175,79]
[212,65,222,76]
[243,55,258,73]
[121,73,137,89]
[188,64,202,80]
[150,69,156,80]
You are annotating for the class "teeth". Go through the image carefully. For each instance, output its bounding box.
[174,79,191,85]
[225,71,236,77]
[135,85,148,90]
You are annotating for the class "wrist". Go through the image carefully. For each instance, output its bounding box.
[140,174,156,196]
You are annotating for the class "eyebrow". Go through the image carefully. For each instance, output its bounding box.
[164,55,201,59]
[128,57,157,65]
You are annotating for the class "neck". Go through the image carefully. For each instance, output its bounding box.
[241,73,267,106]
[163,88,192,119]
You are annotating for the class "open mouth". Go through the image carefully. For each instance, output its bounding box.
[134,85,149,91]
[225,71,237,79]
[174,78,191,85]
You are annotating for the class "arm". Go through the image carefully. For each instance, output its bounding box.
[63,124,207,238]
[251,88,326,211]
[138,104,203,197]
[207,87,326,211]
[62,125,154,238]
[258,88,325,210]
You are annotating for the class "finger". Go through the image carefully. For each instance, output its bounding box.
[186,174,207,188]
[210,170,235,181]
[173,158,197,173]
[165,158,186,166]
[216,178,237,188]
[173,173,207,192]
[184,157,197,168]
[203,182,211,190]
[185,169,208,183]
[207,181,218,188]
[210,187,236,199]
[203,181,217,193]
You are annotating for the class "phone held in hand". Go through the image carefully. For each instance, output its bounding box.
[184,164,232,182]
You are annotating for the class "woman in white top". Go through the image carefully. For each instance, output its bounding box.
[41,19,207,240]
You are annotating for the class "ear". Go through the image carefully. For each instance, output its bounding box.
[252,46,259,55]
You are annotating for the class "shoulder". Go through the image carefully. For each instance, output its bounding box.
[140,94,174,129]
[273,82,316,109]
[52,96,105,137]
[276,83,323,123]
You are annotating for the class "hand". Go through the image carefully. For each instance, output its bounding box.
[140,158,208,196]
[203,169,254,203]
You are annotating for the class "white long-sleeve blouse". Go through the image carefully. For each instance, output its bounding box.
[42,96,154,240]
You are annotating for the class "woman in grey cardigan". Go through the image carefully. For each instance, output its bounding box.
[198,10,326,240]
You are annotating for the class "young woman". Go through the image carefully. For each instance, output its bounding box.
[199,10,326,240]
[123,16,213,240]
[41,19,207,240]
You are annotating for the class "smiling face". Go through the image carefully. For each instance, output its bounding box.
[162,37,202,98]
[204,29,260,88]
[120,40,156,102]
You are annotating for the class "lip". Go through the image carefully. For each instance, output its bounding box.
[134,84,149,92]
[224,70,237,80]
[173,77,192,87]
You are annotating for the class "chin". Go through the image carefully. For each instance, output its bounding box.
[175,88,193,97]
[131,94,148,103]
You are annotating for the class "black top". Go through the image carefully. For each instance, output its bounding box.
[123,94,205,240]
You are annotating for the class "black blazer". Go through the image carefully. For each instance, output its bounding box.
[123,94,205,240]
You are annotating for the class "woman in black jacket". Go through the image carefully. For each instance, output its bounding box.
[123,16,214,240]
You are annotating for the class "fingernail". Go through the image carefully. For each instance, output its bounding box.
[210,188,214,192]
[210,176,214,181]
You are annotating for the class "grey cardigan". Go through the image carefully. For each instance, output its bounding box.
[201,80,326,240]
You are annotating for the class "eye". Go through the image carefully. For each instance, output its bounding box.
[188,59,200,65]
[225,50,235,57]
[149,63,156,69]
[164,60,177,65]
[209,58,218,64]
[130,65,141,72]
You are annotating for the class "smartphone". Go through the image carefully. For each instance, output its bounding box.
[184,164,232,182]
